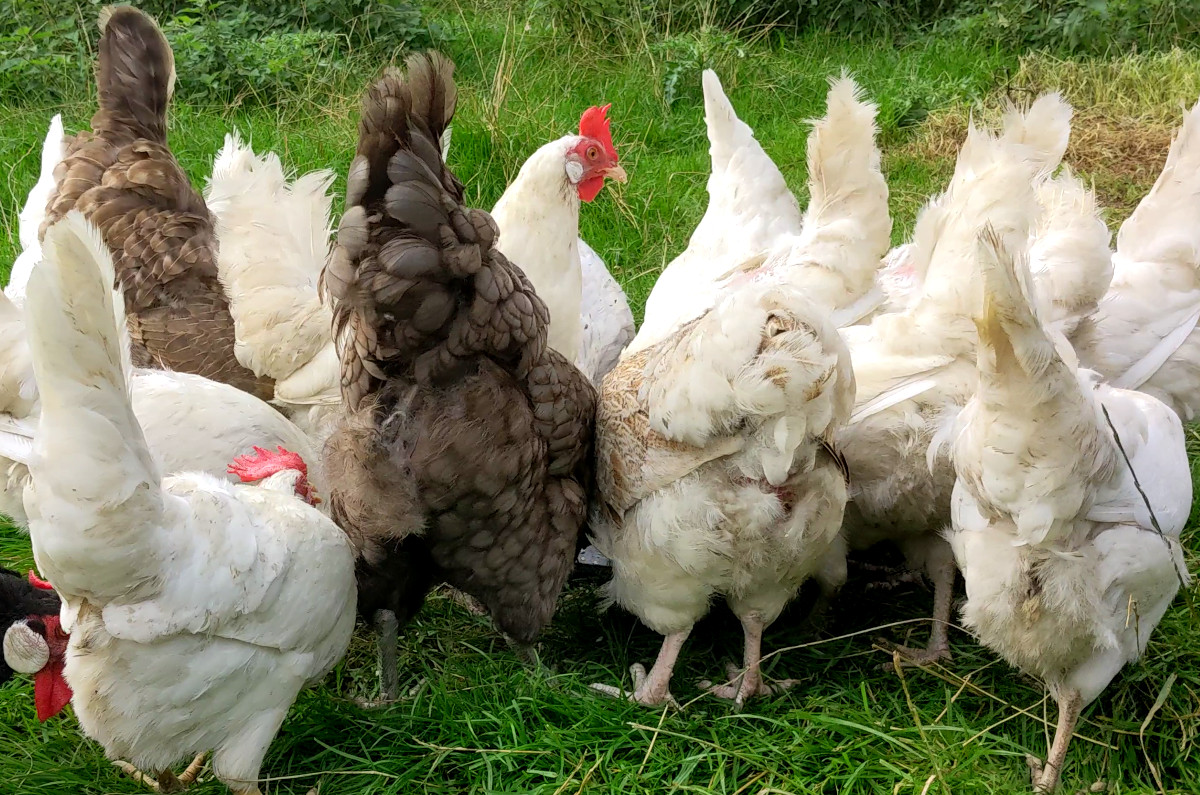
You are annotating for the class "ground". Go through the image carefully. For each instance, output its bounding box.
[1,6,1199,794]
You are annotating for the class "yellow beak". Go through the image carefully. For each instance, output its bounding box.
[605,164,628,184]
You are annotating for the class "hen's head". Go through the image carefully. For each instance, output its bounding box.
[567,104,626,202]
[2,570,71,721]
[228,446,321,506]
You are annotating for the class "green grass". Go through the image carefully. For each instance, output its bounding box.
[3,6,1200,794]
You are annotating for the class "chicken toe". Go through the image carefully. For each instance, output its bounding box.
[701,612,794,709]
[884,550,955,671]
[112,753,206,793]
[590,630,689,707]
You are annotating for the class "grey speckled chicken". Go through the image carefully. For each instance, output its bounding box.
[322,53,596,697]
[43,6,273,401]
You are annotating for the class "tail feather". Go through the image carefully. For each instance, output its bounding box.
[24,210,161,599]
[969,224,1116,545]
[92,6,175,143]
[1028,168,1113,337]
[325,53,548,410]
[1000,91,1072,178]
[205,133,337,390]
[1115,98,1200,277]
[782,74,891,301]
[7,115,66,307]
[911,125,1041,318]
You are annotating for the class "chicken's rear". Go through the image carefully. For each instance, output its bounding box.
[322,54,595,676]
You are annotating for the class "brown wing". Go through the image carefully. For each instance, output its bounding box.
[43,9,272,400]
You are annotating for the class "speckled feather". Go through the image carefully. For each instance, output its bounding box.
[323,52,596,643]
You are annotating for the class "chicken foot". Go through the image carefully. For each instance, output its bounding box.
[590,629,690,707]
[1027,688,1082,793]
[886,549,955,669]
[700,611,796,709]
[355,609,401,708]
[112,752,207,793]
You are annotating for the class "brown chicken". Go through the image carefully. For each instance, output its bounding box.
[322,53,596,699]
[42,6,273,401]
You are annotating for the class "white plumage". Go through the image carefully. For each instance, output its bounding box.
[22,211,356,795]
[1072,98,1200,420]
[5,114,64,308]
[949,223,1189,793]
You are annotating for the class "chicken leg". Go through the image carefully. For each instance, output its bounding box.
[112,753,207,793]
[1028,688,1082,793]
[889,544,955,668]
[590,629,690,707]
[701,611,796,709]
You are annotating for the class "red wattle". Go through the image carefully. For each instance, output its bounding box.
[577,176,604,203]
[27,570,54,590]
[33,660,71,721]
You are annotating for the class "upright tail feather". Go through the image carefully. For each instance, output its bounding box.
[92,5,175,143]
[1114,97,1200,278]
[7,115,66,306]
[1000,91,1072,178]
[785,74,891,303]
[324,53,547,410]
[23,211,161,600]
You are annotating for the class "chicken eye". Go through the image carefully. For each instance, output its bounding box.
[586,146,600,160]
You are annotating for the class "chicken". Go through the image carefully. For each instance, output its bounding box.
[203,132,341,439]
[1072,98,1200,421]
[1,568,70,722]
[22,209,356,795]
[489,105,628,371]
[5,114,65,308]
[949,224,1190,793]
[0,284,327,531]
[321,54,595,697]
[628,70,804,354]
[576,240,634,385]
[834,114,1053,667]
[589,278,853,709]
[43,7,273,401]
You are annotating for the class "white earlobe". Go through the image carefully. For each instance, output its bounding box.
[565,160,584,184]
[3,620,49,674]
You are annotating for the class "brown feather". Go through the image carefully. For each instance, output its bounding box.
[322,52,595,644]
[42,6,272,401]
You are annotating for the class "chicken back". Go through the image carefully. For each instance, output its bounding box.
[323,52,596,644]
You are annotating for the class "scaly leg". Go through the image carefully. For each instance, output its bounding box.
[591,629,690,707]
[355,609,400,708]
[702,611,796,709]
[112,753,207,793]
[443,586,488,616]
[1028,688,1082,793]
[889,547,955,668]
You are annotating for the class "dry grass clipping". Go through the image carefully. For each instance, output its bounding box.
[899,48,1200,223]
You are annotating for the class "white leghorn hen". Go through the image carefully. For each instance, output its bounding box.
[22,211,356,795]
[5,114,65,308]
[1072,98,1200,420]
[833,117,1051,667]
[590,280,853,709]
[628,71,890,355]
[204,133,341,440]
[950,224,1189,794]
[489,104,628,373]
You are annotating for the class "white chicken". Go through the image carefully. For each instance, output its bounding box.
[5,114,64,309]
[22,211,356,795]
[628,71,890,355]
[949,223,1190,793]
[834,116,1053,666]
[203,133,341,440]
[1072,98,1200,421]
[489,104,629,376]
[577,238,636,385]
[590,280,853,709]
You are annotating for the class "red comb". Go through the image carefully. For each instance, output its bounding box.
[28,570,53,591]
[579,104,617,162]
[227,446,308,483]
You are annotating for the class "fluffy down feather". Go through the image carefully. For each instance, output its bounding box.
[591,279,853,707]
